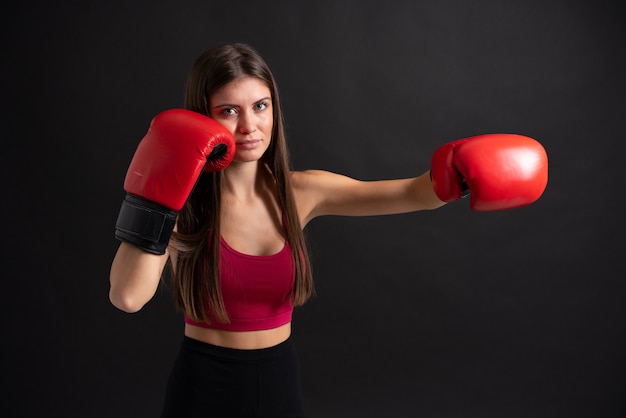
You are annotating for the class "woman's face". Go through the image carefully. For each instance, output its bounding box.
[208,77,274,164]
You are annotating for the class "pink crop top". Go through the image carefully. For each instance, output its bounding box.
[184,237,295,332]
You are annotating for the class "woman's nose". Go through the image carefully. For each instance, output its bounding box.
[238,113,256,134]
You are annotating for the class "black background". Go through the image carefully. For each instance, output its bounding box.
[3,1,625,417]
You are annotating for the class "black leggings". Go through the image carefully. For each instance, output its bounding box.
[161,336,305,418]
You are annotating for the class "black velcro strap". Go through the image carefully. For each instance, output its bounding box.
[114,194,177,255]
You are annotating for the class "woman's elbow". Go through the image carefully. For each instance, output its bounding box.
[109,287,148,313]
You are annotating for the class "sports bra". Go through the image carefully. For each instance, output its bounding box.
[184,236,295,332]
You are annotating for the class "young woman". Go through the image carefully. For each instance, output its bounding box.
[109,43,547,417]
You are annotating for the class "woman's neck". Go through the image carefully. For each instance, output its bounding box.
[222,161,270,200]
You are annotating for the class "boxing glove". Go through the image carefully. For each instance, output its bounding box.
[115,109,235,254]
[430,134,548,211]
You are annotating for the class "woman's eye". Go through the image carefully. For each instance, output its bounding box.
[221,107,237,116]
[255,102,268,111]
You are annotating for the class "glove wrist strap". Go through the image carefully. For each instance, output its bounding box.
[115,194,177,255]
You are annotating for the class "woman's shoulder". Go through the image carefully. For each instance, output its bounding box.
[290,169,361,194]
[289,170,334,225]
[290,169,338,188]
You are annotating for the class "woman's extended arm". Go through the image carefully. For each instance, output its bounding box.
[291,169,445,226]
[292,133,549,226]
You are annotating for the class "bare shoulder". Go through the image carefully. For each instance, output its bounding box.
[290,169,356,198]
[289,170,332,226]
[289,169,368,223]
[291,169,337,190]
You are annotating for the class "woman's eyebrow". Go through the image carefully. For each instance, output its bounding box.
[212,97,271,109]
[212,102,239,108]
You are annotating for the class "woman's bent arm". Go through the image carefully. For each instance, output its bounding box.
[109,242,171,313]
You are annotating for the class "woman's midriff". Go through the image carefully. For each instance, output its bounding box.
[184,322,292,350]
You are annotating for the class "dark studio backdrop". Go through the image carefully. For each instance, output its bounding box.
[3,0,625,417]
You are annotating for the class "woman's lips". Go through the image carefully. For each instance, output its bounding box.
[236,139,261,150]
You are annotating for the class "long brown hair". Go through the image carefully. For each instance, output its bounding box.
[169,43,313,324]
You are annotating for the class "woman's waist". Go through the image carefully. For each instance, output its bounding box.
[184,322,292,350]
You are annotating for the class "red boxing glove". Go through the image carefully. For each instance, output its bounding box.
[430,134,548,211]
[115,109,235,254]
